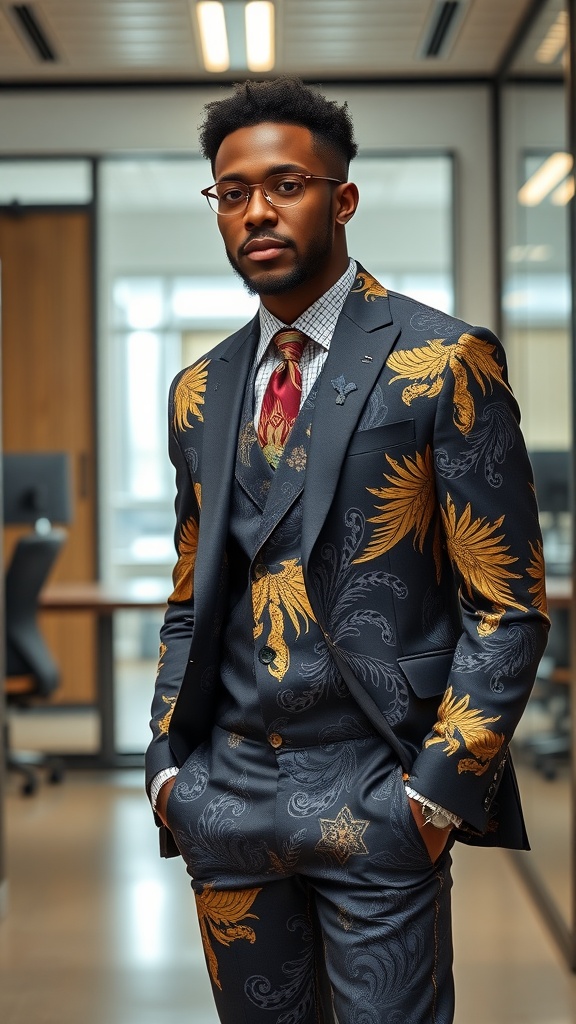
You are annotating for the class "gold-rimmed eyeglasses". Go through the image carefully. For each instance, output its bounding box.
[200,172,344,215]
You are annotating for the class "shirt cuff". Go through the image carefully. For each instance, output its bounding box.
[150,767,179,811]
[404,784,462,829]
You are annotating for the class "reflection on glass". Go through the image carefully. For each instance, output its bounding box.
[0,159,92,204]
[501,39,571,941]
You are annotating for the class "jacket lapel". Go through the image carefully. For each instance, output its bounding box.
[301,267,400,569]
[193,316,259,626]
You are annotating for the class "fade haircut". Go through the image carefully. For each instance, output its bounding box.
[199,77,358,178]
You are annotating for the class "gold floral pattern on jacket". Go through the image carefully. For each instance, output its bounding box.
[425,686,505,776]
[169,515,199,603]
[158,693,176,734]
[387,333,510,435]
[252,559,316,681]
[173,359,210,432]
[155,641,167,679]
[441,493,526,635]
[355,446,441,577]
[195,885,261,990]
[526,540,549,617]
[351,270,388,302]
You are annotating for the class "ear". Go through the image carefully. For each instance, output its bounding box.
[334,181,359,225]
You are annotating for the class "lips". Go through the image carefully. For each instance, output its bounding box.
[242,237,289,262]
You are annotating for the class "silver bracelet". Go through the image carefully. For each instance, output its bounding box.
[150,766,179,811]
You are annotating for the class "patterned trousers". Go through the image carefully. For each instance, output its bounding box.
[165,726,455,1024]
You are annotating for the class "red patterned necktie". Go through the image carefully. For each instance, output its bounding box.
[257,329,306,469]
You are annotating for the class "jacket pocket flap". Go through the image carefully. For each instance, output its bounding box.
[347,418,415,456]
[397,648,455,699]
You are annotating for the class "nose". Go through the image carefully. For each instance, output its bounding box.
[242,184,278,228]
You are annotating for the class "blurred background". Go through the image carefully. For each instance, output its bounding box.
[1,1,576,1021]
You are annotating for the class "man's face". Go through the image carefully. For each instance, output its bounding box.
[212,122,343,299]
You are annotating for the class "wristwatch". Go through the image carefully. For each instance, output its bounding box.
[422,805,454,830]
[404,783,462,830]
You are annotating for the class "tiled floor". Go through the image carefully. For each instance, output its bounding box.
[0,770,575,1023]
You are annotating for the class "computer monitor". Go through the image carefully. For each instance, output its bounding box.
[3,452,72,526]
[529,450,570,516]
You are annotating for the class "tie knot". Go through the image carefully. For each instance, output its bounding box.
[274,329,306,364]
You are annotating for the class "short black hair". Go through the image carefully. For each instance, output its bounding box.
[199,77,358,176]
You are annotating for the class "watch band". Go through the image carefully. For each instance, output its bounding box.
[404,784,462,829]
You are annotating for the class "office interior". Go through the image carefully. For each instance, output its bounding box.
[1,0,576,1020]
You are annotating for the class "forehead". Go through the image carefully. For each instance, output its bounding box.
[213,122,325,181]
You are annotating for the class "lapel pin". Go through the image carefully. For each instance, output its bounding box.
[361,355,373,363]
[331,375,358,405]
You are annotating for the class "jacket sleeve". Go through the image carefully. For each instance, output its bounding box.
[408,326,550,834]
[144,370,201,804]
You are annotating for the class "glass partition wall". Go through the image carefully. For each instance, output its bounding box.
[500,0,575,966]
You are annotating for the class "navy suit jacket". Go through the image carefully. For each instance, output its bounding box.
[146,265,549,856]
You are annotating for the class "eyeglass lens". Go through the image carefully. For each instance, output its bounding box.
[208,173,307,214]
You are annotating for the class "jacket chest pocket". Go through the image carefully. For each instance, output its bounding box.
[346,418,416,457]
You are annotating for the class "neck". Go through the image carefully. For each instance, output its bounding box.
[261,252,350,324]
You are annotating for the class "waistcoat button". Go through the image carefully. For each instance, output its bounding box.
[269,732,283,749]
[259,645,276,665]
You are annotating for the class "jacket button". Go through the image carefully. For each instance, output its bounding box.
[254,563,267,579]
[269,732,283,749]
[259,646,276,665]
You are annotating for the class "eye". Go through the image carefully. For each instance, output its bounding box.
[218,185,247,205]
[274,176,305,196]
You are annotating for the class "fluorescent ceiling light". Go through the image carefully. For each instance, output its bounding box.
[551,176,575,207]
[196,1,230,72]
[245,1,275,72]
[536,11,567,64]
[518,152,573,207]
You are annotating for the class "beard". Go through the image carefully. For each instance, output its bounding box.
[225,214,334,297]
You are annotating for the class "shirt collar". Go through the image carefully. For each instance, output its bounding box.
[256,258,357,364]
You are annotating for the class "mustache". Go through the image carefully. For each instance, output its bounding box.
[239,230,294,258]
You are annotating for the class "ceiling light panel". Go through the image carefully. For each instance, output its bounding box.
[196,1,229,72]
[245,1,274,72]
[535,10,567,64]
[511,0,566,77]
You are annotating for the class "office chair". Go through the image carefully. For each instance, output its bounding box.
[4,528,67,795]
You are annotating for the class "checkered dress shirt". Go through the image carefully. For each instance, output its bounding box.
[253,259,357,430]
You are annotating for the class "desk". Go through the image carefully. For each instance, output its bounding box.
[39,577,573,764]
[40,580,168,766]
[546,575,572,610]
[543,576,572,687]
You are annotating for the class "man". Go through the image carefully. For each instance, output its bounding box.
[146,78,549,1023]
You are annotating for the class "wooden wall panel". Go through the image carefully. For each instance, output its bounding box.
[1,210,97,704]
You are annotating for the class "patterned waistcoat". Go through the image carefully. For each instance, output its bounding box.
[214,370,376,747]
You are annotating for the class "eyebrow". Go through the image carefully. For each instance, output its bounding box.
[216,163,309,183]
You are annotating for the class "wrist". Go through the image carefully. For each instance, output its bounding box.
[150,766,179,811]
[404,784,462,830]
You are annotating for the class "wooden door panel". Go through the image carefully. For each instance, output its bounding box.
[1,210,97,704]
